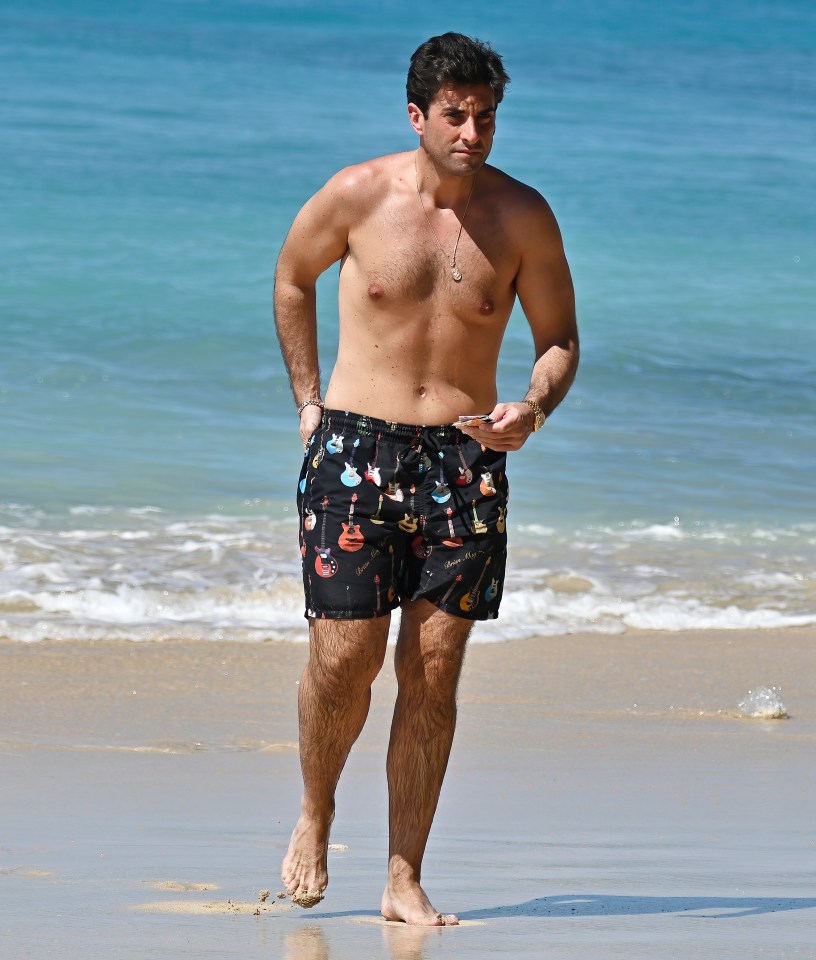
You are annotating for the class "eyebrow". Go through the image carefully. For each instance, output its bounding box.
[442,106,496,116]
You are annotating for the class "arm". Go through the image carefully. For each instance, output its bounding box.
[274,171,355,443]
[461,194,579,451]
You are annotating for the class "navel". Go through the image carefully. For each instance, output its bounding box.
[367,283,385,300]
[418,384,427,398]
[479,299,495,315]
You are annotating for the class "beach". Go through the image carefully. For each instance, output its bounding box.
[3,3,815,957]
[4,629,815,959]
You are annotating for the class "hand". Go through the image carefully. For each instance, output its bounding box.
[455,401,535,451]
[300,404,323,448]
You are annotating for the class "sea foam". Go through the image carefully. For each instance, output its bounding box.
[1,510,814,644]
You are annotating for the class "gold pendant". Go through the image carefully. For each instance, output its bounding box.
[451,266,462,282]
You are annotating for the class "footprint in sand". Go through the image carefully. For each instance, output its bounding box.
[131,899,287,915]
[145,880,218,892]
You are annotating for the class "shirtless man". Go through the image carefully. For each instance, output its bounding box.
[274,32,578,925]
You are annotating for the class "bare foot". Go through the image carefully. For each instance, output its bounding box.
[381,877,459,926]
[281,814,331,907]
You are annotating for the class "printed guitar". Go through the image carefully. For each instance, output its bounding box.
[314,496,338,578]
[455,446,473,486]
[411,514,433,559]
[339,493,364,552]
[442,506,463,547]
[370,494,385,525]
[431,451,451,504]
[326,433,344,455]
[365,433,382,485]
[312,441,325,470]
[439,574,463,608]
[398,484,418,533]
[470,499,488,535]
[479,470,496,496]
[340,438,363,487]
[460,556,492,612]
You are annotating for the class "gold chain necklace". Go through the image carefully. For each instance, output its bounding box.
[414,154,476,282]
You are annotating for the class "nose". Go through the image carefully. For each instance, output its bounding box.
[461,116,479,145]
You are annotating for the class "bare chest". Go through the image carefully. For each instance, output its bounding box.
[343,200,518,313]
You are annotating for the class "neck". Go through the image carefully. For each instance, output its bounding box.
[414,148,476,208]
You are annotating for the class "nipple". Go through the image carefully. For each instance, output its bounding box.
[479,299,495,315]
[368,283,385,300]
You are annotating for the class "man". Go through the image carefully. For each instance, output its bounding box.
[274,32,578,926]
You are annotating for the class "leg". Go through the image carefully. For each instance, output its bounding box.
[282,615,389,906]
[381,599,472,925]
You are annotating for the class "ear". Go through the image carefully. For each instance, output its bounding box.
[407,102,425,136]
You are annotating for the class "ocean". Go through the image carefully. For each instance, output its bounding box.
[2,0,815,642]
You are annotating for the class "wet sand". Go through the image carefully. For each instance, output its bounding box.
[3,629,816,959]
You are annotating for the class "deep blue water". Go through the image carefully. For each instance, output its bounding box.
[1,0,814,640]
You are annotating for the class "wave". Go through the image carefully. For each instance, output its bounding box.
[1,508,814,643]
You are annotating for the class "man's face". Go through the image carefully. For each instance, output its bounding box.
[409,83,497,176]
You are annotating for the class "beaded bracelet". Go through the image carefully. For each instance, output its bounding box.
[297,399,325,416]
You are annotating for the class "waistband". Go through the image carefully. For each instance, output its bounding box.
[321,408,466,444]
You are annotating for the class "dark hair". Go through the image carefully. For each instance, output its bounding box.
[407,32,510,117]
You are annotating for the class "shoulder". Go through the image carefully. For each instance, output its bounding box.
[316,152,411,210]
[481,165,563,247]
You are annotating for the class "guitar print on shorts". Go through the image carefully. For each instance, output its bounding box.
[311,440,325,470]
[365,433,382,485]
[431,451,451,504]
[439,574,463,609]
[442,506,463,547]
[485,574,500,602]
[370,494,385,525]
[300,435,315,492]
[460,556,492,612]
[385,451,404,502]
[338,492,364,552]
[340,438,363,487]
[398,484,418,533]
[326,433,344,455]
[470,499,488,535]
[479,470,496,496]
[303,505,316,531]
[411,513,433,559]
[314,496,339,578]
[455,445,473,486]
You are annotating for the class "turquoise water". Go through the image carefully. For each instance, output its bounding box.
[2,1,815,640]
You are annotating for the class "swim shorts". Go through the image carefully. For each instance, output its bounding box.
[297,409,508,621]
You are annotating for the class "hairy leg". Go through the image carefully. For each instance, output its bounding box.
[282,615,389,906]
[381,600,472,925]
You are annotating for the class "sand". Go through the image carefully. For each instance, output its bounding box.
[2,629,815,959]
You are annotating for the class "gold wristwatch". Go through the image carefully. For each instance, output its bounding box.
[521,398,546,431]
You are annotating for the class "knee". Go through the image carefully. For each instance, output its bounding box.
[310,622,387,689]
[396,641,464,704]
